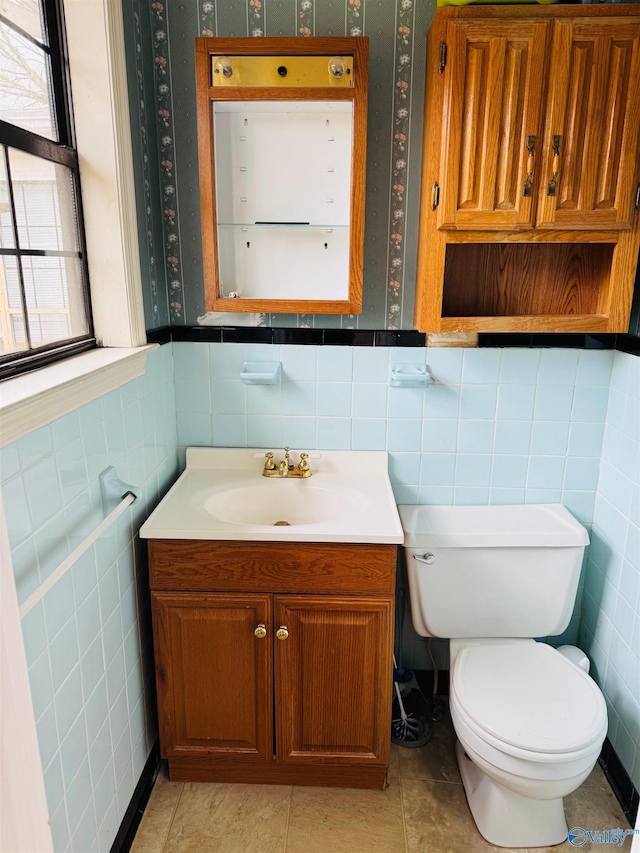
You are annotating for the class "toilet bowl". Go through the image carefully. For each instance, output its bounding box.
[398,504,607,849]
[448,639,607,847]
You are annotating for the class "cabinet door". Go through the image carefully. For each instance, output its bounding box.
[536,18,640,230]
[274,595,393,765]
[151,592,272,761]
[438,19,550,231]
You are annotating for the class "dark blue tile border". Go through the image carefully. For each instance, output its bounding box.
[146,326,639,355]
[616,334,640,356]
[146,325,172,344]
[375,330,426,347]
[273,328,324,345]
[323,329,376,346]
[222,327,274,343]
[171,325,222,342]
[478,332,640,355]
[478,333,616,349]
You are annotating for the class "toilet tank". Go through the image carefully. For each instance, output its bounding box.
[398,504,589,639]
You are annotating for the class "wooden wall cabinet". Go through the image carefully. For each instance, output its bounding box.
[415,5,640,333]
[149,539,396,788]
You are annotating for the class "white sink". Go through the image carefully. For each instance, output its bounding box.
[140,448,403,544]
[203,481,358,527]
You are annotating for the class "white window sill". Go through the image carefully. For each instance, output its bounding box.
[0,345,158,448]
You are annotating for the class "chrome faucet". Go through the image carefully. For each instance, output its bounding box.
[262,447,311,478]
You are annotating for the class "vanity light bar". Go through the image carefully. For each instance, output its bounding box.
[211,55,354,88]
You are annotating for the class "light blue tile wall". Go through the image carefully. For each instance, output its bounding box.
[11,339,632,849]
[578,351,640,791]
[1,345,178,853]
[175,343,611,513]
[175,342,615,668]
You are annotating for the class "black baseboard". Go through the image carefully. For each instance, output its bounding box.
[109,741,161,853]
[599,737,639,827]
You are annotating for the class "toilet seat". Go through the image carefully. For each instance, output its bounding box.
[452,643,607,760]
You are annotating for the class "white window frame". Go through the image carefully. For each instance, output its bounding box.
[0,0,156,448]
[64,0,146,349]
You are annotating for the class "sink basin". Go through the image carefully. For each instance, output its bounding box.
[139,447,404,544]
[203,481,357,526]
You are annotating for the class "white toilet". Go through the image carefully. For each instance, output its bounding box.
[399,504,608,849]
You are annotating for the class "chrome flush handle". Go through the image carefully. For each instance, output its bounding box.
[413,553,436,565]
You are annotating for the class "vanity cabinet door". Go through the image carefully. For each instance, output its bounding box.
[151,592,273,762]
[273,595,393,766]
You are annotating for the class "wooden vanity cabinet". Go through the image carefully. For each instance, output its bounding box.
[415,5,640,333]
[149,539,396,788]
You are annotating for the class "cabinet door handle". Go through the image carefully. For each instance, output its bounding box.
[431,182,440,211]
[547,133,562,198]
[523,172,533,197]
[254,624,267,639]
[276,626,289,640]
[526,135,536,157]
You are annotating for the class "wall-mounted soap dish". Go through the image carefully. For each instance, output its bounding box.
[241,361,282,385]
[388,364,432,388]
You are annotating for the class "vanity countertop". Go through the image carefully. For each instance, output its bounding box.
[140,447,404,544]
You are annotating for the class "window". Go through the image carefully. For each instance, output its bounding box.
[0,0,93,379]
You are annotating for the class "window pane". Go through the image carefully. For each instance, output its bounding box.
[0,255,27,354]
[22,254,87,346]
[0,0,44,43]
[8,148,79,252]
[0,151,14,248]
[0,20,55,139]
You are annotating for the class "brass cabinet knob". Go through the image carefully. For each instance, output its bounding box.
[276,626,289,640]
[254,624,267,639]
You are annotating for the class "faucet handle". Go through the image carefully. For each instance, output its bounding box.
[263,451,276,471]
[298,452,310,472]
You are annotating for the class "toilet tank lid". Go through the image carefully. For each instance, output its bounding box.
[398,504,589,548]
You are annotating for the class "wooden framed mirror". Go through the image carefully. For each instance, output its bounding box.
[195,37,368,315]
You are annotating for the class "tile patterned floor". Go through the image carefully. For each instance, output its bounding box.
[131,712,632,853]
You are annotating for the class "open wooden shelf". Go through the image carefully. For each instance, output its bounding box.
[442,243,614,318]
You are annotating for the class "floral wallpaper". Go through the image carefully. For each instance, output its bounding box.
[387,0,415,329]
[125,0,436,330]
[200,1,215,36]
[151,1,185,321]
[250,0,264,38]
[299,0,313,38]
[124,0,168,327]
